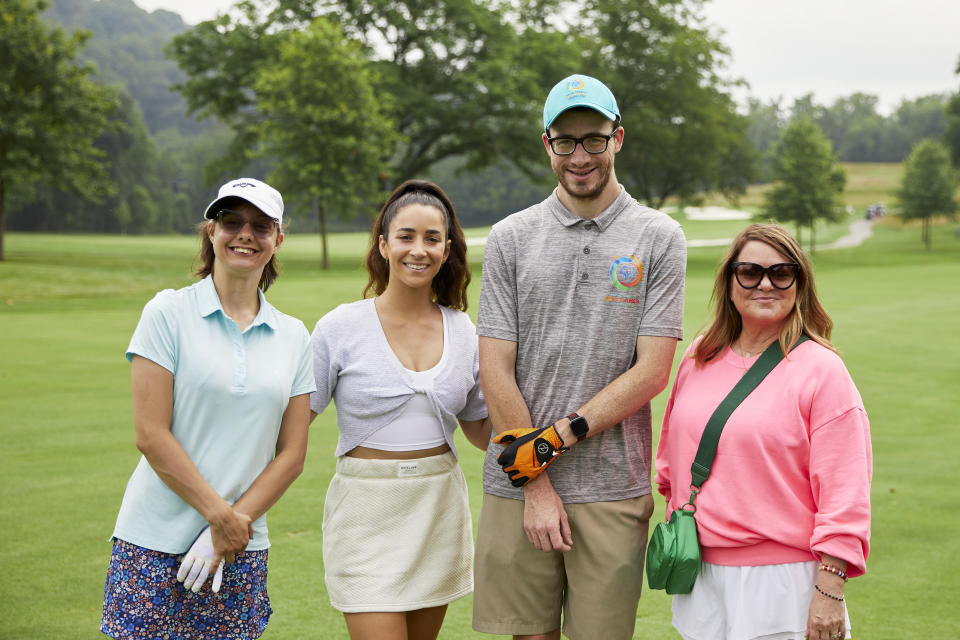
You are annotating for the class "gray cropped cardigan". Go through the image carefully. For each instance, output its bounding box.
[309,298,487,458]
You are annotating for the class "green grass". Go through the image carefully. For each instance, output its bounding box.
[2,202,959,638]
[686,161,960,214]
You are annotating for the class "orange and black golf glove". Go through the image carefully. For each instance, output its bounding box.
[493,424,568,487]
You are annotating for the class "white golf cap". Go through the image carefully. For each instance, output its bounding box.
[204,178,284,224]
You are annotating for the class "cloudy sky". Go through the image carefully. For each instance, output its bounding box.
[134,0,960,113]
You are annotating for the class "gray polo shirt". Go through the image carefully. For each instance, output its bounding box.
[477,187,686,503]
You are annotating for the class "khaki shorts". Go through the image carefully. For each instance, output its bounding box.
[472,493,654,640]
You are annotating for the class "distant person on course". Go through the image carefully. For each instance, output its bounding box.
[309,180,491,640]
[101,178,315,640]
[655,223,872,640]
[471,74,687,640]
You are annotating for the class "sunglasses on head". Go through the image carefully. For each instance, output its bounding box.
[731,262,800,289]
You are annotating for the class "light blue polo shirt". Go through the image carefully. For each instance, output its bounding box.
[112,275,315,553]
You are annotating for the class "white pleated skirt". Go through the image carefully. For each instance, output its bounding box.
[672,561,852,640]
[322,452,473,613]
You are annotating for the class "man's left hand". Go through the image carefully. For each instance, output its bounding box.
[494,424,568,487]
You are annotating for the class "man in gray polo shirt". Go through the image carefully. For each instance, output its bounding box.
[472,74,686,639]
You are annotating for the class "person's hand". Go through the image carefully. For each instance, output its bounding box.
[805,580,846,640]
[209,508,253,563]
[494,424,568,487]
[177,527,225,593]
[522,475,572,552]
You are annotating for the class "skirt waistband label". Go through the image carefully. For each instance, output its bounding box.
[398,461,420,477]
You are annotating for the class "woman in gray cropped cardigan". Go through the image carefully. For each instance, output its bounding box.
[309,180,491,640]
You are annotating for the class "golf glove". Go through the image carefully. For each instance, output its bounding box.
[494,424,568,487]
[177,526,225,593]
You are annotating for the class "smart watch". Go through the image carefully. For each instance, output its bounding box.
[566,412,589,441]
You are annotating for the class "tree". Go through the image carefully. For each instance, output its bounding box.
[7,91,171,234]
[574,0,756,207]
[790,94,821,123]
[883,94,948,161]
[946,56,960,167]
[761,118,846,252]
[896,139,957,250]
[169,0,754,212]
[168,0,571,187]
[314,0,575,180]
[0,0,118,259]
[154,124,237,233]
[254,17,398,269]
[166,1,287,182]
[815,93,884,162]
[746,97,784,152]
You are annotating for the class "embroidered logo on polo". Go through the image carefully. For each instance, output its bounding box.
[604,255,644,305]
[609,255,643,291]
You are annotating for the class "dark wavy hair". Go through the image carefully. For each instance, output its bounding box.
[193,197,284,292]
[694,223,835,364]
[363,180,471,311]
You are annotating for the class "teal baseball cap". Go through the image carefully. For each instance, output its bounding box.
[543,74,620,131]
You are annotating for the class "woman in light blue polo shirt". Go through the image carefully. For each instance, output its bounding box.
[100,178,315,640]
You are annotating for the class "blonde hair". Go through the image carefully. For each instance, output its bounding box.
[694,223,835,364]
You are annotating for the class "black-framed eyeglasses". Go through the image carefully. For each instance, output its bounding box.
[216,209,277,238]
[546,129,619,155]
[731,262,800,289]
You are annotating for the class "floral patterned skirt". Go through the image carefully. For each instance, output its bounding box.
[100,538,272,639]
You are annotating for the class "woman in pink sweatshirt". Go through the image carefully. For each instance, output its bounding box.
[655,223,871,640]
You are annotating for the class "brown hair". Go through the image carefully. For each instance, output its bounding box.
[363,180,471,311]
[694,223,835,363]
[192,207,283,292]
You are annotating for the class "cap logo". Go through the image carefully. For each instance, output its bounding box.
[231,182,258,188]
[566,78,586,100]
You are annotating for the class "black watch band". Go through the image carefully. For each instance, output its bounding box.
[566,412,589,441]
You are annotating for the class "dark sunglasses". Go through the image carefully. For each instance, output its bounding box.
[216,210,277,238]
[731,262,800,289]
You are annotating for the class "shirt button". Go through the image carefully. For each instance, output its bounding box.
[583,247,590,254]
[581,272,589,280]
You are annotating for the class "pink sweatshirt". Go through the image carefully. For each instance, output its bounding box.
[654,338,872,577]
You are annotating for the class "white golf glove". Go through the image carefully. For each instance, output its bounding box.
[176,526,225,593]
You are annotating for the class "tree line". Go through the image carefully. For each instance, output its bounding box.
[2,0,959,262]
[748,93,952,171]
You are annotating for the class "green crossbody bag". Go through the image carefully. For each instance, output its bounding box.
[646,336,808,594]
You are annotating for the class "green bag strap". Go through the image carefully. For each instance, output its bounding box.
[688,335,809,494]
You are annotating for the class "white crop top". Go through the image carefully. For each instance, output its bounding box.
[360,366,447,451]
